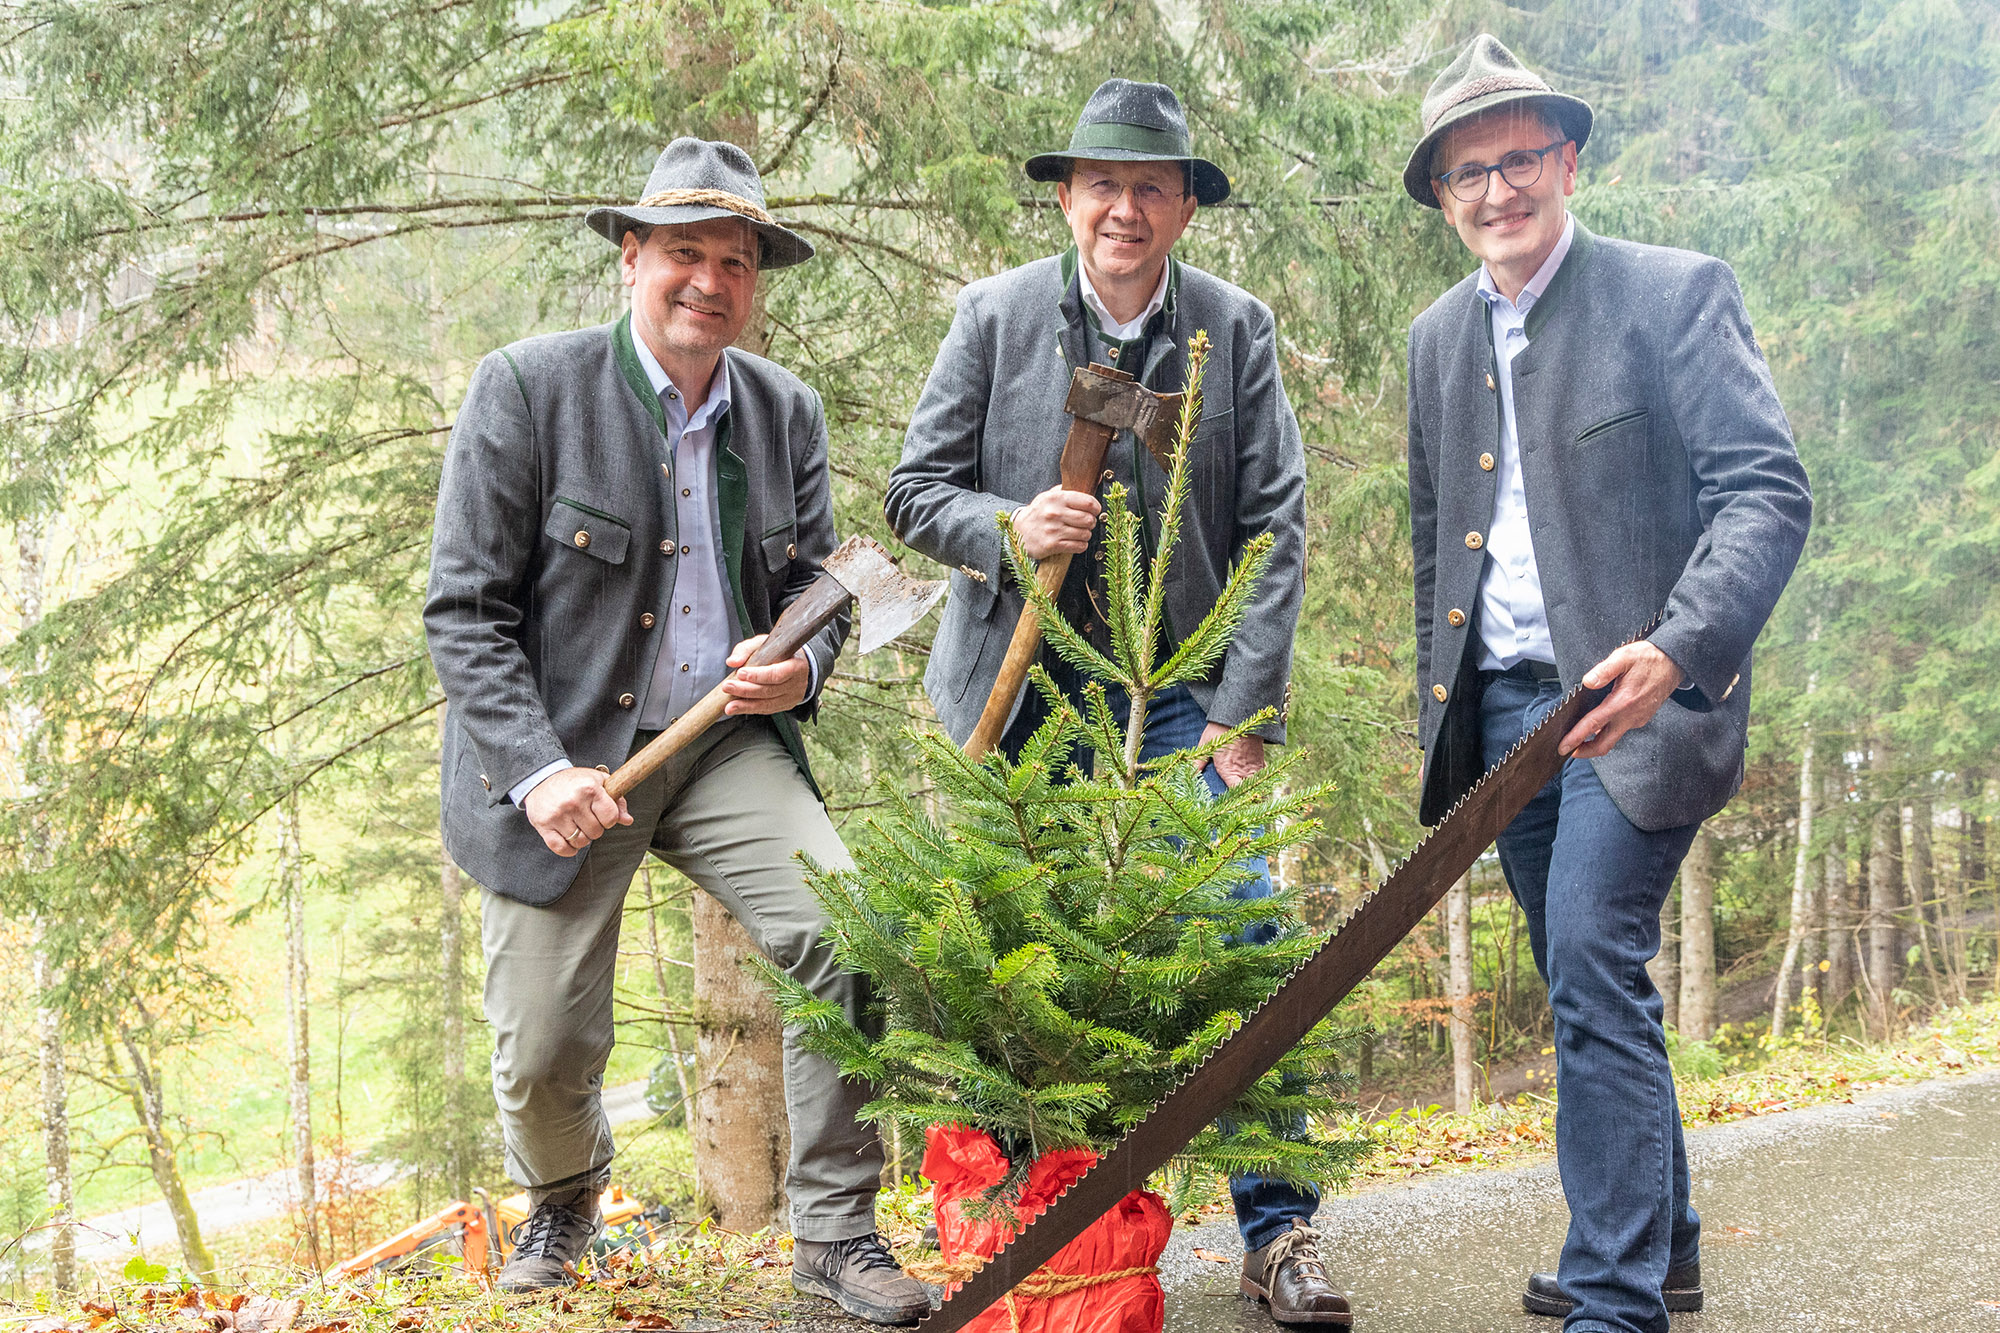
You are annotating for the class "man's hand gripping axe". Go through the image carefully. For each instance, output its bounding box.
[605,536,946,798]
[963,364,1180,758]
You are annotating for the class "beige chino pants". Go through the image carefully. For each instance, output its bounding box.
[480,716,882,1242]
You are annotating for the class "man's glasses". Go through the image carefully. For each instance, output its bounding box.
[1072,176,1187,211]
[1435,140,1567,203]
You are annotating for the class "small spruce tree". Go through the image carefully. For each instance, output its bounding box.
[760,334,1364,1202]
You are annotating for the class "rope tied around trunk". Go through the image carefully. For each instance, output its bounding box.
[904,1255,1161,1332]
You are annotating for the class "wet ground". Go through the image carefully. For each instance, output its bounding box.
[755,1068,2000,1331]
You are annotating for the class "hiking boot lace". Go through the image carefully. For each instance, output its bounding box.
[510,1204,592,1260]
[1267,1224,1328,1282]
[827,1232,904,1276]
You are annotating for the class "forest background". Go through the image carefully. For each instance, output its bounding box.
[0,0,1995,1296]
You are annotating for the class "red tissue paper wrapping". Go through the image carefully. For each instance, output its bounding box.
[921,1124,1172,1333]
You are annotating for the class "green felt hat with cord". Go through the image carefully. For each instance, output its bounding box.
[1025,78,1231,206]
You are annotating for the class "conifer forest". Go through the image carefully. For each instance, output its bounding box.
[0,0,1995,1307]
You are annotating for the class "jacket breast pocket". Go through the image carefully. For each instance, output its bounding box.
[1195,408,1237,548]
[760,522,797,574]
[545,497,630,563]
[1575,408,1648,446]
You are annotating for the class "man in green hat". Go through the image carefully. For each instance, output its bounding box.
[887,81,1348,1327]
[1402,35,1811,1333]
[425,137,930,1323]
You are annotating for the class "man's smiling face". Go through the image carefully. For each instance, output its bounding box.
[621,217,759,373]
[1432,107,1577,286]
[1058,158,1197,293]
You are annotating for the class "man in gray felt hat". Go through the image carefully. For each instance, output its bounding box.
[424,138,930,1322]
[887,82,1346,1327]
[1402,35,1811,1333]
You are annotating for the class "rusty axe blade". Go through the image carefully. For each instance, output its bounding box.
[823,534,948,654]
[1065,365,1183,474]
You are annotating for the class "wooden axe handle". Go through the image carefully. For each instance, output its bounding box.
[963,408,1121,758]
[605,574,850,799]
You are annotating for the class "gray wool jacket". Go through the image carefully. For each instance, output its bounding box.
[424,314,845,905]
[1409,222,1812,831]
[885,252,1307,743]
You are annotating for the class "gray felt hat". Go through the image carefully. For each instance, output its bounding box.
[1403,34,1593,208]
[1025,79,1231,206]
[586,137,814,269]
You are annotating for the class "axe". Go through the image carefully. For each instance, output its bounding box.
[962,364,1181,758]
[605,535,946,799]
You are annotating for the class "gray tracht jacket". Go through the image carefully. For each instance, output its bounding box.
[886,253,1307,743]
[424,315,844,904]
[1409,222,1812,831]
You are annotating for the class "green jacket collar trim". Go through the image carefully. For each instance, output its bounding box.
[1058,246,1180,342]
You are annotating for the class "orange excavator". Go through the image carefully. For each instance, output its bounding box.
[331,1186,663,1281]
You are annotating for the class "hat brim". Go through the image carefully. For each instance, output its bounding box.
[584,203,815,269]
[1024,150,1231,206]
[1402,90,1593,208]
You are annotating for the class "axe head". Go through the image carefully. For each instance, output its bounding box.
[821,535,949,655]
[1065,365,1184,473]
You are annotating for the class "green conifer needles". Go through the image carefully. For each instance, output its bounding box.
[757,331,1363,1194]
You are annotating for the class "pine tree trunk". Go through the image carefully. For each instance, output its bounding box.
[1445,874,1475,1113]
[1864,751,1904,1036]
[1903,801,1944,995]
[280,793,318,1267]
[1649,881,1680,1032]
[437,711,470,1202]
[1771,706,1816,1040]
[1822,782,1855,1011]
[33,926,76,1294]
[692,891,790,1232]
[1677,827,1717,1040]
[112,1020,217,1281]
[1938,794,1971,1001]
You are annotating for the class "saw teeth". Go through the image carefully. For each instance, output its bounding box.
[920,619,1660,1331]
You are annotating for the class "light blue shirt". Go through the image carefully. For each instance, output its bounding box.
[511,334,815,809]
[1473,212,1573,671]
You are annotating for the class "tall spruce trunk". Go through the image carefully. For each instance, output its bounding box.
[1902,801,1948,999]
[1822,776,1855,1011]
[1649,881,1681,1031]
[279,793,319,1267]
[692,891,790,1231]
[1864,751,1904,1036]
[18,518,76,1292]
[1677,827,1718,1040]
[1771,701,1817,1039]
[112,1016,217,1280]
[1445,874,1475,1112]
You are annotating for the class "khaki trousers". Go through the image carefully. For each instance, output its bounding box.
[480,717,882,1241]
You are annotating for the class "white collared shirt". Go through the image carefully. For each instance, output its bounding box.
[1079,259,1170,342]
[1473,212,1574,671]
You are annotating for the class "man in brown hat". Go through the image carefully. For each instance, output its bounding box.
[1402,34,1811,1333]
[887,80,1348,1328]
[425,137,930,1322]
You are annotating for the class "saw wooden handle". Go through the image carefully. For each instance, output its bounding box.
[963,397,1124,759]
[604,573,850,799]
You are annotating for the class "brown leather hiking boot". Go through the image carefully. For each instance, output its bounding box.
[1241,1220,1352,1326]
[1522,1260,1704,1317]
[791,1232,931,1325]
[497,1187,601,1292]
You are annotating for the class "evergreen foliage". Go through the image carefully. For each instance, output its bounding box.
[760,337,1365,1194]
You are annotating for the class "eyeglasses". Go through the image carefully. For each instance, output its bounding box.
[1435,140,1567,203]
[1072,175,1187,211]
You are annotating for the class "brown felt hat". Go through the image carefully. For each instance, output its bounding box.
[1403,34,1593,208]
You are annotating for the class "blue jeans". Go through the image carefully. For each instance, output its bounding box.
[1481,675,1702,1333]
[1000,660,1317,1251]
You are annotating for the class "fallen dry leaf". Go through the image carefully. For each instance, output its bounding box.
[235,1297,302,1333]
[1191,1248,1230,1264]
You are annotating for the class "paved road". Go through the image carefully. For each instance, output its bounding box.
[757,1069,2000,1331]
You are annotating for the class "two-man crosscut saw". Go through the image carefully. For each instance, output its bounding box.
[915,676,1608,1331]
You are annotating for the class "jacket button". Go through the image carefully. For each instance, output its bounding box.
[1479,452,1495,471]
[574,530,590,549]
[786,542,797,559]
[1465,531,1483,550]
[1485,372,1496,391]
[1722,672,1740,701]
[618,693,635,709]
[640,612,655,629]
[660,540,673,555]
[1447,608,1466,627]
[1432,684,1449,703]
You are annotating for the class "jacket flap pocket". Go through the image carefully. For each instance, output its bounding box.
[546,497,630,564]
[1575,408,1648,444]
[760,523,797,574]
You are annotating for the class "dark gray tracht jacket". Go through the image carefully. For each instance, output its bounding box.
[424,315,845,905]
[1409,222,1812,831]
[885,253,1307,743]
